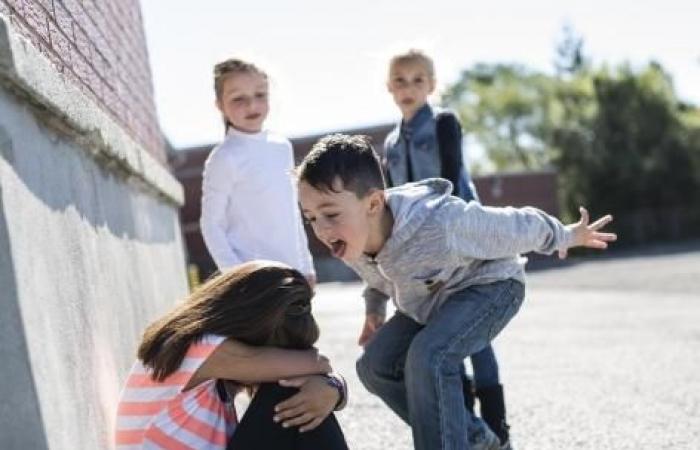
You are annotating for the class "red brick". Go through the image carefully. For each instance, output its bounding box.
[5,0,26,15]
[24,1,50,44]
[7,0,164,160]
[35,0,51,14]
[40,43,64,72]
[9,13,42,49]
[72,22,90,60]
[90,44,107,77]
[52,0,72,38]
[48,20,71,66]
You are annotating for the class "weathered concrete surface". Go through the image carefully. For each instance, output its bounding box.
[312,244,700,449]
[0,15,188,450]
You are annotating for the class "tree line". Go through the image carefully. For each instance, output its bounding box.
[442,27,700,245]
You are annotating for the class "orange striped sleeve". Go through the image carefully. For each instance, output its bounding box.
[169,401,228,446]
[114,429,144,445]
[143,426,194,450]
[126,371,195,388]
[186,342,220,358]
[117,400,169,416]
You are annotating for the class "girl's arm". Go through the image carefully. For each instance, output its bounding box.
[200,151,243,269]
[188,339,331,388]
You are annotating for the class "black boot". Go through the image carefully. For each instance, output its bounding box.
[461,372,475,415]
[476,384,510,447]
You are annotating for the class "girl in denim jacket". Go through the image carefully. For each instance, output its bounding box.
[383,49,510,448]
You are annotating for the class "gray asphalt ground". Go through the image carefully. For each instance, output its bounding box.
[311,243,700,450]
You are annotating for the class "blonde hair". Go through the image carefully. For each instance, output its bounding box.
[388,49,435,80]
[213,58,268,132]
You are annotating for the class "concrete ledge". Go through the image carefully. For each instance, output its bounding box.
[0,14,183,206]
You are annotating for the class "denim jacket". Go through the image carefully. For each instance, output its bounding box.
[384,104,442,186]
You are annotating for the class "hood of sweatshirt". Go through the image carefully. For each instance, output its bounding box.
[379,178,454,256]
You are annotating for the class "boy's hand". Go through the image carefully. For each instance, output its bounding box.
[560,207,617,259]
[274,375,338,432]
[358,313,385,347]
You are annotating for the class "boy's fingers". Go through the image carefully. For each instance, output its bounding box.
[589,215,613,230]
[579,206,589,225]
[359,332,372,346]
[594,232,617,242]
[558,248,568,259]
[586,240,608,249]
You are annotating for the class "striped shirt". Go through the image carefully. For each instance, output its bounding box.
[115,335,237,449]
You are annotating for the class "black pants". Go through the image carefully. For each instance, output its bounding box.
[227,383,349,450]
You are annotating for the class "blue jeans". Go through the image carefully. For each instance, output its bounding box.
[356,279,525,450]
[469,345,499,389]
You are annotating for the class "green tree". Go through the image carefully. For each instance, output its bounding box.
[442,51,700,243]
[442,64,557,172]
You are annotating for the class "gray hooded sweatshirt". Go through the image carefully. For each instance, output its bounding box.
[346,178,575,324]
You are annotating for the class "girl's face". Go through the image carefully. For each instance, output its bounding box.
[217,71,269,133]
[387,61,435,120]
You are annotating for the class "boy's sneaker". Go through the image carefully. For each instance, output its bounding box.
[471,427,502,450]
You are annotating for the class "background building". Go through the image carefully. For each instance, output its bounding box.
[170,124,559,282]
[0,2,186,448]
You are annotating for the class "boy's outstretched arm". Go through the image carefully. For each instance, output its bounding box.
[558,207,617,259]
[448,201,616,259]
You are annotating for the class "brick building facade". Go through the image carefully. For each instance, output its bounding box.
[1,0,164,161]
[171,125,559,281]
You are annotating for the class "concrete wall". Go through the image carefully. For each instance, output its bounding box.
[0,12,187,450]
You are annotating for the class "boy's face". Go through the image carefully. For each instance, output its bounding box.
[298,178,382,262]
[216,71,269,133]
[387,61,435,120]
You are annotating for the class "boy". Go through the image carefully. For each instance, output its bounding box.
[296,134,616,450]
[384,48,511,446]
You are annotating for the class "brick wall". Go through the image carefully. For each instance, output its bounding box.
[0,0,165,162]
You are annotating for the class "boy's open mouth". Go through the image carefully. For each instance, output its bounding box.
[329,239,347,258]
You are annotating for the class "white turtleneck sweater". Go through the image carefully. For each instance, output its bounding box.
[200,128,315,276]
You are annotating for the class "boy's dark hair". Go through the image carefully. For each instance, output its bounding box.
[297,134,386,198]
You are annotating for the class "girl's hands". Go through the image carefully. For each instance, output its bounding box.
[560,207,617,259]
[273,375,339,432]
[358,313,385,347]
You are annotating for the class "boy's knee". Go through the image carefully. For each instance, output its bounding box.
[405,346,435,380]
[405,336,452,381]
[355,353,374,385]
[356,351,393,390]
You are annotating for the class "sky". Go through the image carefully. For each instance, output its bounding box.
[140,0,700,149]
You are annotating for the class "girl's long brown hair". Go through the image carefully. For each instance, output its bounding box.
[138,261,318,381]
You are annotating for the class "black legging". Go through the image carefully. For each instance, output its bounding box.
[227,383,349,450]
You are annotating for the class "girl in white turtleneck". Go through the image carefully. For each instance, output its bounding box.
[200,58,316,286]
